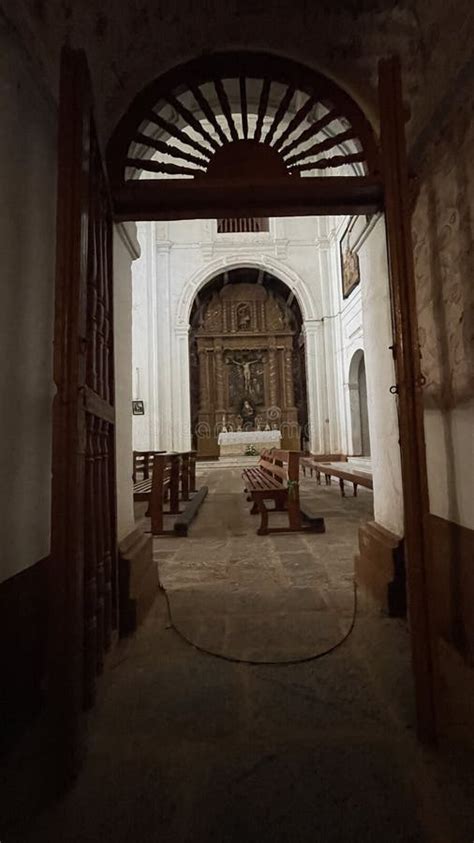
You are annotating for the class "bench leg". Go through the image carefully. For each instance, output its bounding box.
[274,490,287,511]
[250,499,259,515]
[339,478,345,497]
[256,498,269,535]
[325,474,331,486]
[353,483,358,497]
[316,470,321,485]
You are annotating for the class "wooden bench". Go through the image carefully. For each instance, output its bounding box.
[179,450,197,502]
[242,449,325,535]
[136,450,203,536]
[312,462,373,497]
[133,449,196,502]
[132,450,166,484]
[148,453,181,534]
[301,455,347,478]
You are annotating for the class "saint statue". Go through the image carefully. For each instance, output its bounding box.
[240,399,256,430]
[236,303,251,330]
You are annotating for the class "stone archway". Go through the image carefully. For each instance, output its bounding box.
[176,253,316,328]
[187,267,307,458]
[348,348,370,457]
[175,256,321,453]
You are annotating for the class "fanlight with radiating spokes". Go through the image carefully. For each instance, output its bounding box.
[108,53,380,186]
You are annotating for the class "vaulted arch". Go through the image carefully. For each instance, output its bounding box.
[176,253,317,328]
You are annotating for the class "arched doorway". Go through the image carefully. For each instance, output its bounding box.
[47,49,435,763]
[188,267,307,458]
[348,349,371,457]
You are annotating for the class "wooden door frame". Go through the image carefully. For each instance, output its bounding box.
[50,46,118,784]
[106,57,435,741]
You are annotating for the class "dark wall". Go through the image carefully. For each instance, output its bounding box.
[0,557,49,755]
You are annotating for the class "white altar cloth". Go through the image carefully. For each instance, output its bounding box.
[218,430,281,457]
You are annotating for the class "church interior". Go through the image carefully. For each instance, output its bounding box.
[1,1,473,840]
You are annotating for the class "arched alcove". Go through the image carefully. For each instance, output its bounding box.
[188,267,307,457]
[348,348,371,457]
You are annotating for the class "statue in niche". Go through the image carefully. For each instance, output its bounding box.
[236,302,251,331]
[240,398,256,430]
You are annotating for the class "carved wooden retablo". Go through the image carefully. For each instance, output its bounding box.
[191,282,300,456]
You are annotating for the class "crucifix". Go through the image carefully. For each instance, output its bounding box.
[226,356,260,393]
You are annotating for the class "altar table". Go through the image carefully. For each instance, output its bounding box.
[217,430,281,457]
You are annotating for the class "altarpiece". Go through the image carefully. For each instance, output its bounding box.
[191,283,299,457]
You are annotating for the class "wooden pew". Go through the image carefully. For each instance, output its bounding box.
[301,455,346,479]
[179,450,197,501]
[311,462,373,497]
[148,453,181,534]
[132,450,165,484]
[133,449,193,501]
[242,449,325,535]
[136,450,202,536]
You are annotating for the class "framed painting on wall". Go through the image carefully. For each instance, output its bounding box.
[340,217,361,299]
[132,400,145,415]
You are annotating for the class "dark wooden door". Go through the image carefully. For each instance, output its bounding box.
[378,57,436,741]
[49,46,117,777]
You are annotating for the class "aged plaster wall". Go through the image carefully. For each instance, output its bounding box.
[131,216,355,456]
[1,0,473,160]
[113,222,140,541]
[411,86,474,738]
[0,14,57,585]
[412,94,474,530]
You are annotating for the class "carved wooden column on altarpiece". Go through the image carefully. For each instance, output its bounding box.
[282,345,299,448]
[213,343,226,418]
[198,348,210,412]
[267,340,278,411]
[196,345,217,457]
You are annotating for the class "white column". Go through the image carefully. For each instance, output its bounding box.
[303,320,324,454]
[327,227,348,453]
[155,233,173,450]
[317,244,342,454]
[114,222,140,540]
[172,325,192,450]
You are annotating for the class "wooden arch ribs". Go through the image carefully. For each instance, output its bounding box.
[107,51,382,221]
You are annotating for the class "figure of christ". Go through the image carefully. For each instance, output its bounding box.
[226,356,260,394]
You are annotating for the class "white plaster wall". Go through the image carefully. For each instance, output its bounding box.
[114,223,140,541]
[357,216,404,536]
[330,216,366,456]
[0,17,57,583]
[424,401,474,529]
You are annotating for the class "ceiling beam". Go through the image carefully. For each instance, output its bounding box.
[112,176,383,221]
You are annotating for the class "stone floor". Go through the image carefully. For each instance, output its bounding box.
[5,469,474,842]
[159,467,369,661]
